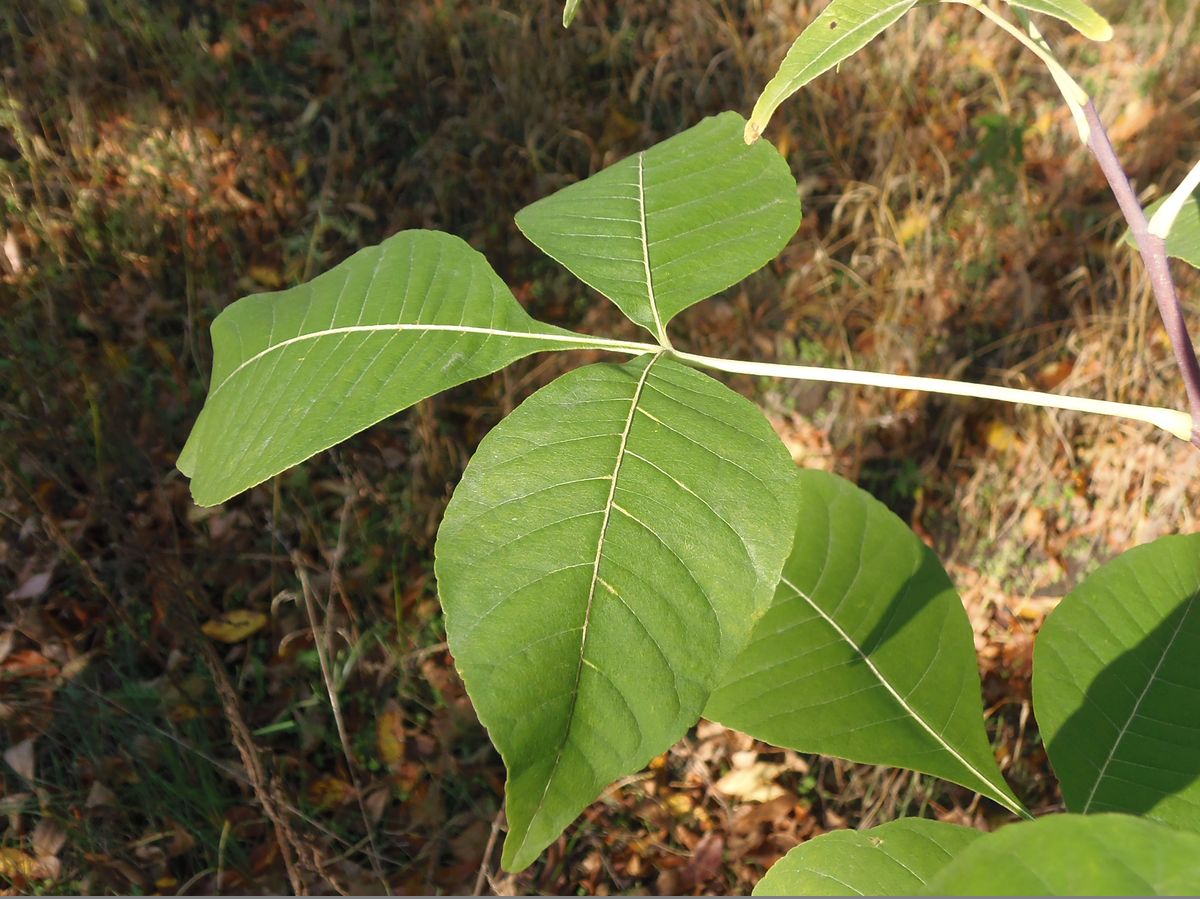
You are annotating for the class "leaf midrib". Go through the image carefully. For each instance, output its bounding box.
[773,0,917,93]
[512,353,662,859]
[1082,595,1196,812]
[636,152,669,346]
[207,323,600,398]
[780,574,1020,813]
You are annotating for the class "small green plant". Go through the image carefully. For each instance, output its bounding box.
[180,0,1200,892]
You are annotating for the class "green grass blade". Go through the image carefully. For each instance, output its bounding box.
[563,0,581,27]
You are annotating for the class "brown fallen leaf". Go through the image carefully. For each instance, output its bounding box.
[201,610,268,643]
[4,738,35,783]
[679,831,725,891]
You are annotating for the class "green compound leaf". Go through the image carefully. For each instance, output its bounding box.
[562,0,581,27]
[923,814,1200,895]
[179,230,599,506]
[435,355,799,872]
[705,469,1024,815]
[1033,534,1200,833]
[1124,193,1200,269]
[515,112,801,343]
[746,0,919,142]
[1001,0,1113,41]
[754,818,981,896]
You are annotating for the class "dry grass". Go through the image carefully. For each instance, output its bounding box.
[1,0,1199,893]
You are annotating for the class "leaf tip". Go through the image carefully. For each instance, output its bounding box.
[744,120,763,145]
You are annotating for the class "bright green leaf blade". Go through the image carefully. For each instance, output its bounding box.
[435,355,800,872]
[515,112,802,341]
[754,818,981,896]
[1033,534,1200,832]
[1124,194,1200,269]
[746,0,919,142]
[180,230,597,506]
[923,814,1200,895]
[562,0,581,26]
[1001,0,1113,41]
[705,469,1024,815]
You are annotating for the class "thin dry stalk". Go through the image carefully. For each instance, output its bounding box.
[292,549,391,895]
[193,628,307,895]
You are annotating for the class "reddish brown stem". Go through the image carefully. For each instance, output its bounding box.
[1082,100,1200,446]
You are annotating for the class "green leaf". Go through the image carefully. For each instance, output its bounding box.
[562,0,581,26]
[1124,194,1200,269]
[435,355,800,871]
[754,818,981,896]
[746,0,919,142]
[1033,534,1200,833]
[515,112,801,343]
[1001,0,1113,41]
[923,814,1200,895]
[704,469,1024,815]
[179,230,600,506]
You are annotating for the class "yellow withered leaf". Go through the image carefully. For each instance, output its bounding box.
[376,700,407,772]
[201,610,268,643]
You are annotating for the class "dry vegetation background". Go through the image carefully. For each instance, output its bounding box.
[2,0,1199,893]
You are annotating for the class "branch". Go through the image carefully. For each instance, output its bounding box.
[1080,102,1200,444]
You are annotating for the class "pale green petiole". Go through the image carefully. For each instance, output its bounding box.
[581,335,1194,442]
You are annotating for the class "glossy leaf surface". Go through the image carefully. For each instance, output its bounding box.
[705,469,1023,814]
[1034,534,1200,832]
[179,230,597,506]
[436,355,799,871]
[746,0,919,142]
[754,818,980,896]
[924,814,1200,894]
[515,112,801,342]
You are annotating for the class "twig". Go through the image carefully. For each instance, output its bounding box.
[955,1,1200,444]
[473,808,506,896]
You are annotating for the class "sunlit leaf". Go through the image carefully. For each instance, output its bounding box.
[705,469,1024,815]
[516,112,801,342]
[754,818,981,896]
[746,0,919,142]
[563,0,581,27]
[1002,0,1113,41]
[924,814,1200,894]
[1125,193,1200,269]
[1033,534,1200,833]
[180,230,600,506]
[436,355,799,871]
